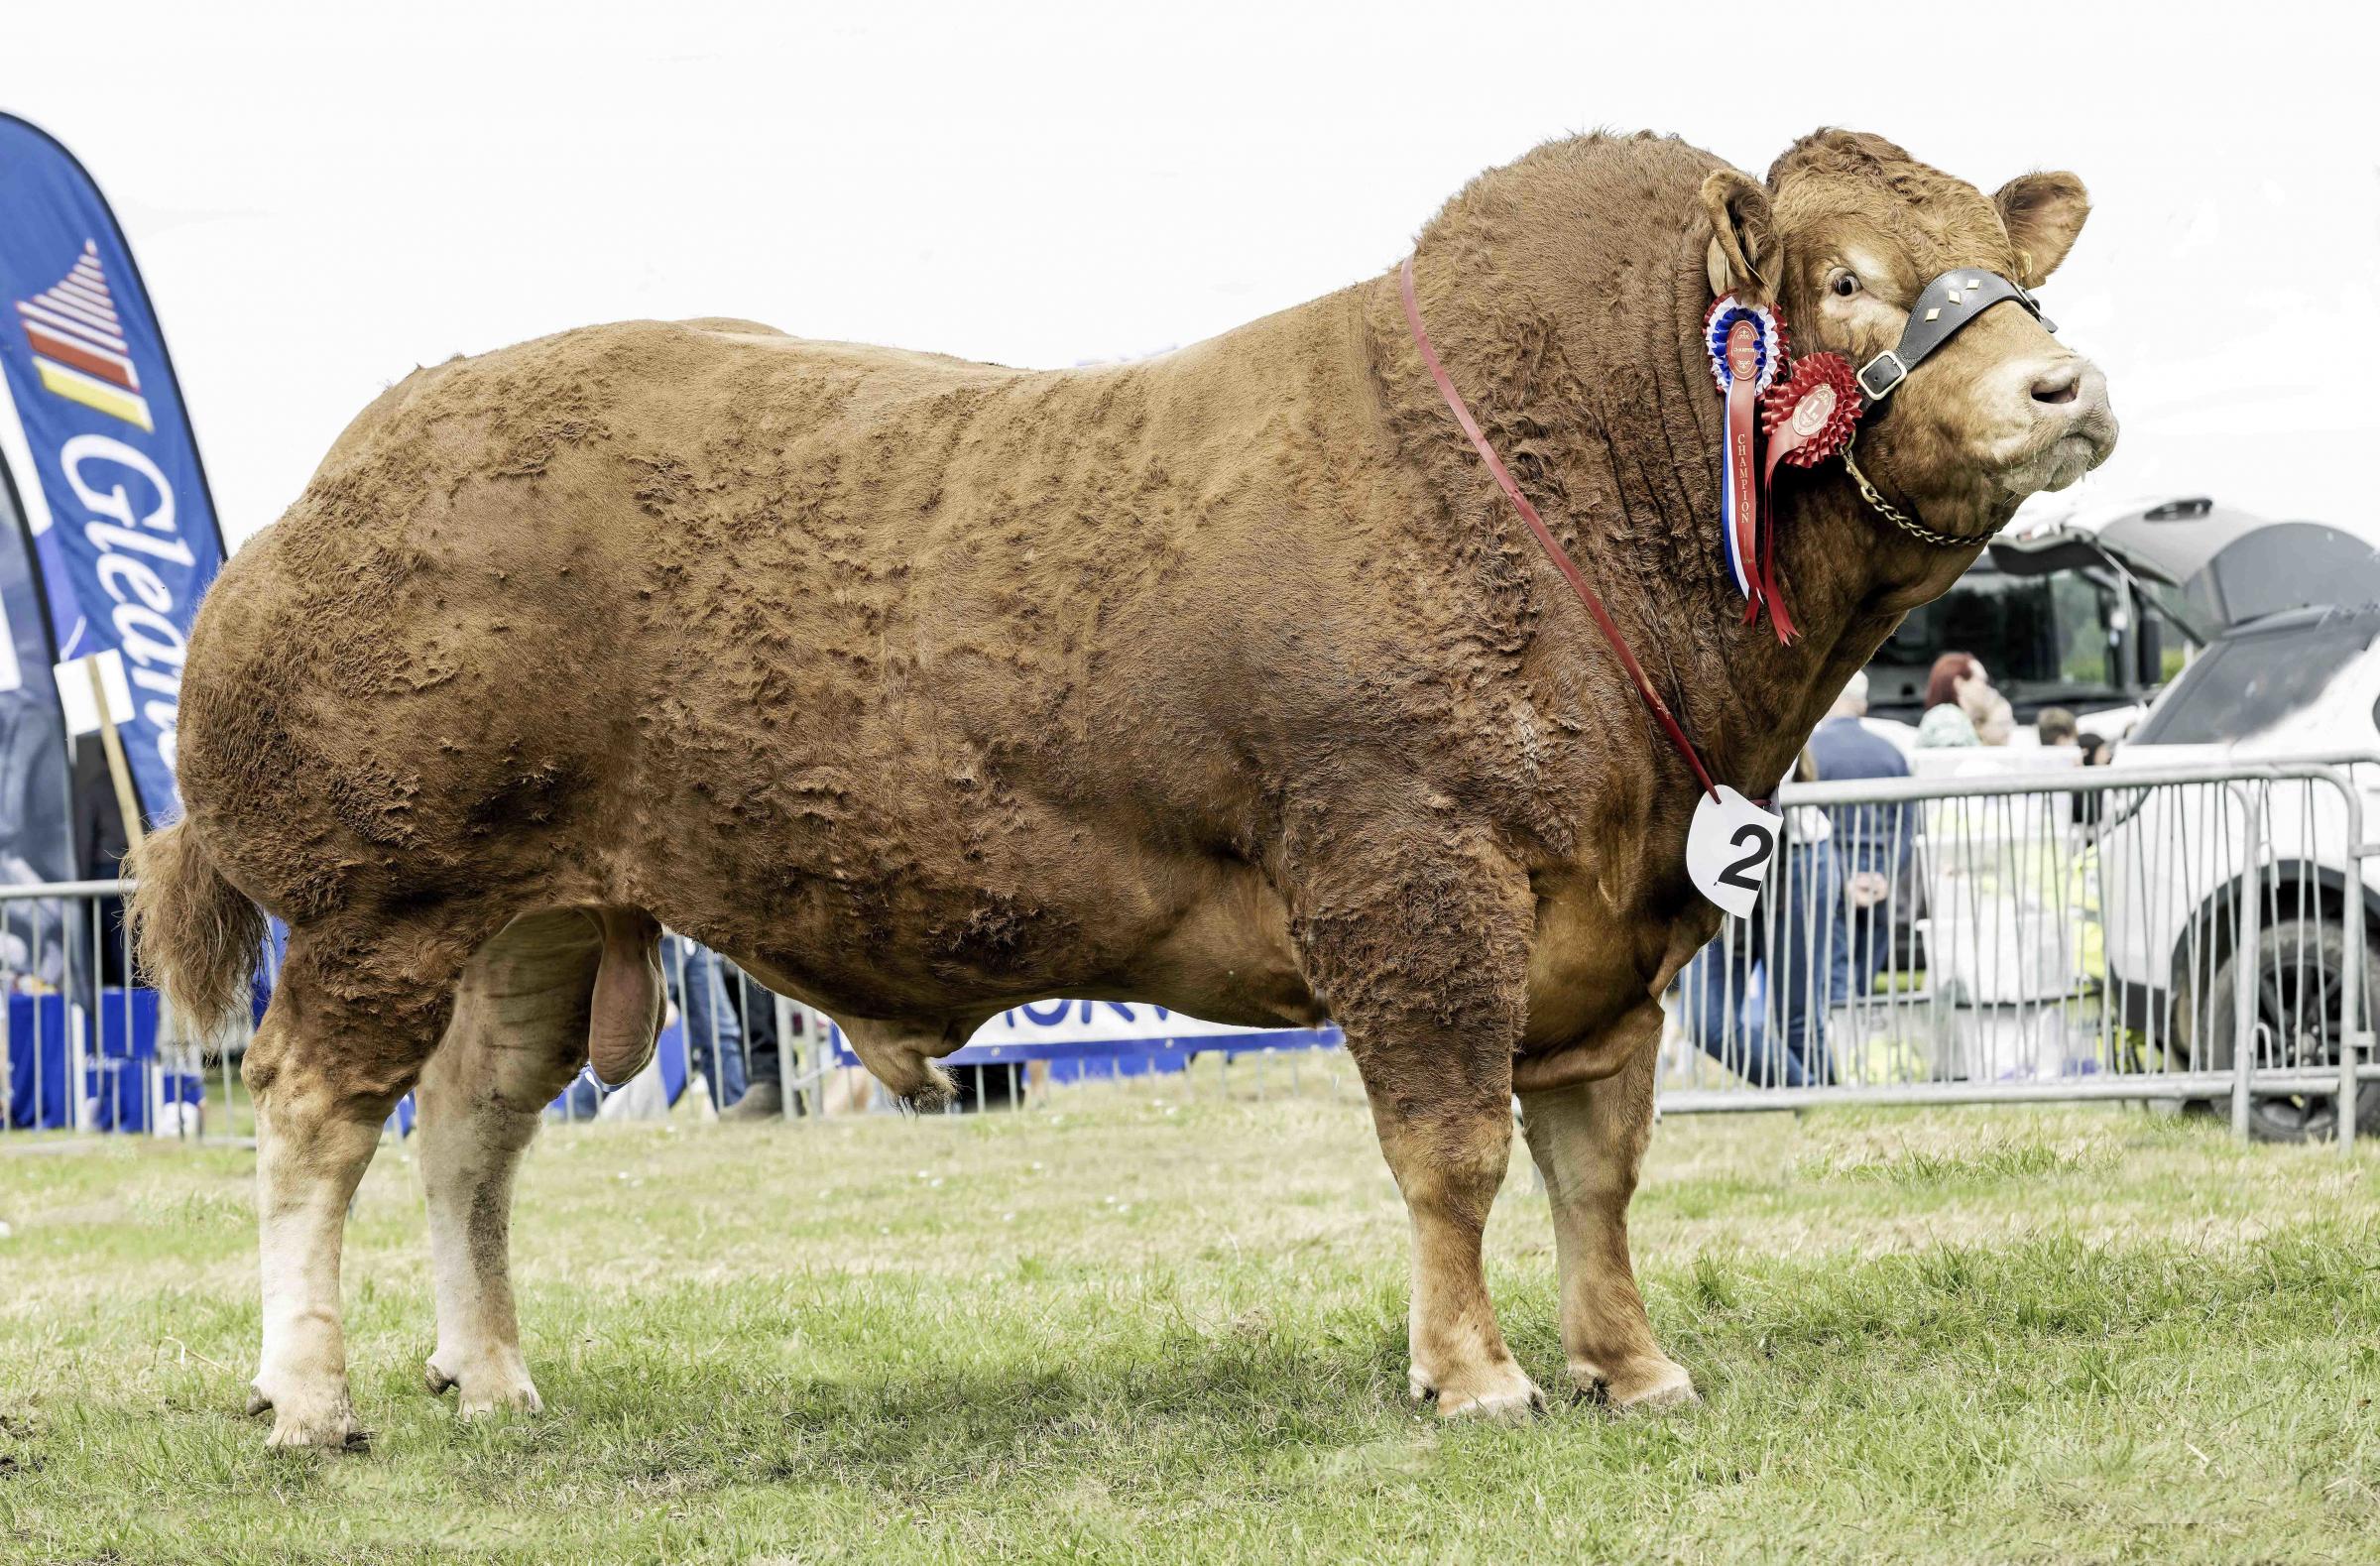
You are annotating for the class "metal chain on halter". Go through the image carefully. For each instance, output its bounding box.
[1840,434,1973,549]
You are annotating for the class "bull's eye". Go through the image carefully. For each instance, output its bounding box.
[1829,271,1861,299]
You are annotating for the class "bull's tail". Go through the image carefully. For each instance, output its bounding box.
[127,820,266,1036]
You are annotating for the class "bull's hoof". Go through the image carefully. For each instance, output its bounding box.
[248,1381,370,1452]
[424,1354,543,1418]
[1412,1358,1545,1421]
[1573,1355,1698,1414]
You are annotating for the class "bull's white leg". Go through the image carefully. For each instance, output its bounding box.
[416,912,607,1418]
[242,922,468,1450]
[247,1094,384,1449]
[416,1079,545,1415]
[1518,1030,1695,1411]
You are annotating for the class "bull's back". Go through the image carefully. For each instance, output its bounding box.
[178,315,1328,1001]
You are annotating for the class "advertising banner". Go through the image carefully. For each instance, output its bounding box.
[0,113,228,828]
[827,999,1342,1069]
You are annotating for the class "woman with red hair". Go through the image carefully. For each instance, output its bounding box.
[1917,652,1996,748]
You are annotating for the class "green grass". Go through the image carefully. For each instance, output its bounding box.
[2,1075,2378,1564]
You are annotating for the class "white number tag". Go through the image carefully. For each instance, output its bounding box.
[1687,785,1782,918]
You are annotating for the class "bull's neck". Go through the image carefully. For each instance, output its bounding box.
[1353,269,1988,799]
[1681,478,1990,792]
[1504,462,1989,799]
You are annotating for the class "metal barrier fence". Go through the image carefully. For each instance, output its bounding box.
[1666,754,2377,1147]
[5,756,2370,1147]
[0,877,225,1140]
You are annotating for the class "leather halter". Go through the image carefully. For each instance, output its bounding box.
[1842,435,1972,548]
[1841,266,2059,545]
[1855,268,2054,404]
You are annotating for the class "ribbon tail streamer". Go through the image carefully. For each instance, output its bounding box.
[1725,361,1761,624]
[1756,435,1799,645]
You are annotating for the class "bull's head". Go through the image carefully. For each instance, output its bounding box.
[1702,129,2118,538]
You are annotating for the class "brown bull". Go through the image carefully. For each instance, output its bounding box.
[131,128,2114,1448]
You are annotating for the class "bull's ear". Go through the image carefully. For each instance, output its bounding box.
[1700,169,1778,305]
[1994,172,2089,288]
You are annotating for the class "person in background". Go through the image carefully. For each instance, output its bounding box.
[717,963,786,1121]
[665,936,748,1112]
[1916,652,1996,748]
[2071,730,2114,826]
[61,732,129,990]
[1808,671,1916,1006]
[2037,706,2080,749]
[1676,744,1844,1088]
[1973,692,2016,747]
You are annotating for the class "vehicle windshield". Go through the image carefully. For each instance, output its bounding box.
[2130,613,2376,746]
[1876,567,2129,714]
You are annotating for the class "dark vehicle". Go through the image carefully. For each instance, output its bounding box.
[1861,497,2380,726]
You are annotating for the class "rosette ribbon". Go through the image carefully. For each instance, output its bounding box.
[1760,351,1862,474]
[1748,350,1864,644]
[1704,295,1786,638]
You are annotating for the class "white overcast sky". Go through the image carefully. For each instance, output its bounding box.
[7,1,2374,548]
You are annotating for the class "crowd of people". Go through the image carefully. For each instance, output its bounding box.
[667,940,790,1119]
[1912,651,2114,763]
[1676,670,1912,1086]
[1677,653,2116,1088]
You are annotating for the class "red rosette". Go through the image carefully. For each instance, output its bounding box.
[1759,352,1861,468]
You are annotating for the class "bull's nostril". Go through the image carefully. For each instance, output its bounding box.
[2031,365,2082,407]
[2034,382,2079,407]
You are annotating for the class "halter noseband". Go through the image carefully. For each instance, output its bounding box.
[1854,268,2055,405]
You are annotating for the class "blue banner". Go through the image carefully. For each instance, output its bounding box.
[0,113,227,827]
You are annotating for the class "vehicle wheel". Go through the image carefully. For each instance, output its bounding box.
[2201,922,2380,1144]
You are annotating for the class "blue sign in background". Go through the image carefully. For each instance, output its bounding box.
[0,112,227,826]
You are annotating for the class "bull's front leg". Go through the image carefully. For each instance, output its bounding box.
[1517,1022,1696,1411]
[1362,1066,1540,1417]
[1292,824,1541,1419]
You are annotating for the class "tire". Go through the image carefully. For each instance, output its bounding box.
[2199,921,2380,1144]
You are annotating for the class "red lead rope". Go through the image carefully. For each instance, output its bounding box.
[1398,258,1721,800]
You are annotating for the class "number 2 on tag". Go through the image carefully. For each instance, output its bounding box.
[1686,785,1782,918]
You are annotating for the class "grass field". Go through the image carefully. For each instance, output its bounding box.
[3,1070,2378,1564]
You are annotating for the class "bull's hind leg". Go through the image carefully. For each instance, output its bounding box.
[1518,1026,1696,1411]
[415,911,621,1419]
[243,913,484,1449]
[1292,825,1541,1419]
